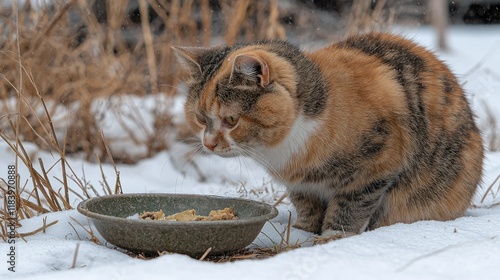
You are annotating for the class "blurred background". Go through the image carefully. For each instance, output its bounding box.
[1,0,499,164]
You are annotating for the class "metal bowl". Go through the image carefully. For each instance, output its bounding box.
[77,193,278,257]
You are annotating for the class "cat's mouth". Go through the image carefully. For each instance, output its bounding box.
[214,150,240,158]
[205,149,240,158]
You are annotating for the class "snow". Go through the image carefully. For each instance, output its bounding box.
[1,25,500,279]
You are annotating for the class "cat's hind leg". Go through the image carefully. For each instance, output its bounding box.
[289,191,326,234]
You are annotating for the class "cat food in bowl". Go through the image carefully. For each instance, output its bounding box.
[77,193,278,257]
[137,208,238,221]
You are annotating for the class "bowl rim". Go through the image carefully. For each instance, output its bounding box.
[77,193,279,226]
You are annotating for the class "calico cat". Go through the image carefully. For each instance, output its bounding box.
[173,32,484,237]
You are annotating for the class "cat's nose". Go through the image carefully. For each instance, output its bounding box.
[204,139,218,151]
[205,142,217,151]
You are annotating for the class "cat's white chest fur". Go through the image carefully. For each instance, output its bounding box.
[258,115,336,201]
[259,114,320,172]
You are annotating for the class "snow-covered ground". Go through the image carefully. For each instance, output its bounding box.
[1,25,500,279]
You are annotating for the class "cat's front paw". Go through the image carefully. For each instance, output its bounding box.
[313,229,356,244]
[322,229,357,238]
[292,220,322,234]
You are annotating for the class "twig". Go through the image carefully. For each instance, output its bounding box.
[481,173,500,203]
[38,158,64,211]
[463,38,500,80]
[225,0,250,45]
[31,0,78,52]
[139,0,158,93]
[101,131,122,194]
[396,238,497,272]
[266,0,286,40]
[286,211,292,246]
[95,152,112,195]
[71,243,80,269]
[273,192,288,207]
[199,0,212,46]
[14,0,21,203]
[17,219,58,238]
[69,217,101,245]
[199,247,212,261]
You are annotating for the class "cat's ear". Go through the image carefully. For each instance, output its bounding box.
[230,54,270,88]
[171,46,208,75]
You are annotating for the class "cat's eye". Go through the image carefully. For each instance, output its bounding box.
[224,116,239,128]
[195,114,206,125]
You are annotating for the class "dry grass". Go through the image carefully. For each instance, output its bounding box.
[0,0,287,163]
[0,0,288,220]
[0,0,400,164]
[0,0,290,255]
[482,102,500,152]
[346,0,395,35]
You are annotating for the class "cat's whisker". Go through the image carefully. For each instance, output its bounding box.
[236,154,263,190]
[172,75,186,85]
[173,143,204,175]
[174,137,201,145]
[173,144,199,192]
[157,83,180,89]
[243,151,284,184]
[187,145,204,159]
[173,146,199,193]
[236,144,288,188]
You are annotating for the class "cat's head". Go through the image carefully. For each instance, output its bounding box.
[173,44,299,157]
